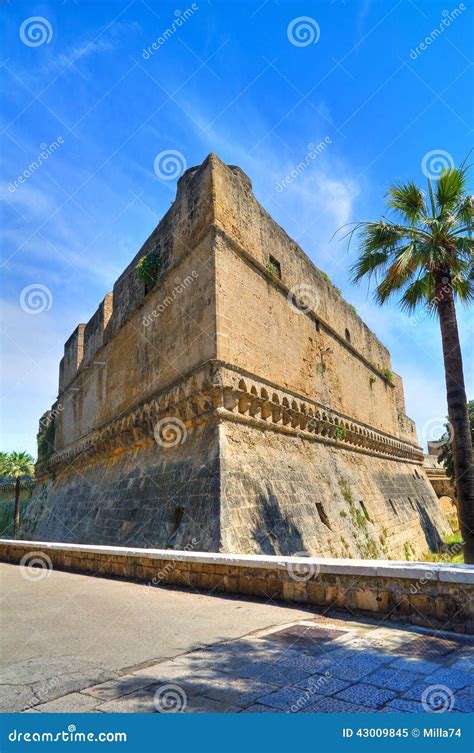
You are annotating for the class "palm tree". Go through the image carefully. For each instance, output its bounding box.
[349,165,474,562]
[1,452,35,538]
[439,400,474,485]
[0,452,9,475]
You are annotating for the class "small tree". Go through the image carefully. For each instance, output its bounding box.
[1,452,35,538]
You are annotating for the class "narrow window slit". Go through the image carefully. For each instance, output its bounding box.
[316,502,332,530]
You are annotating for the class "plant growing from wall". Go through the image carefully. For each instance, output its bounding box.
[266,260,279,277]
[369,375,376,388]
[381,368,394,384]
[136,251,161,291]
[319,270,341,295]
[333,425,347,441]
[338,477,380,559]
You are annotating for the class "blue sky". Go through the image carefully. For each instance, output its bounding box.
[1,0,473,458]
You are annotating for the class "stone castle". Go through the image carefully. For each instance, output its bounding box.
[21,153,450,559]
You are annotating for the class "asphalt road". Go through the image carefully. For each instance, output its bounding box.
[0,562,313,711]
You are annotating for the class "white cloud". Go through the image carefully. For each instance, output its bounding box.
[38,21,142,76]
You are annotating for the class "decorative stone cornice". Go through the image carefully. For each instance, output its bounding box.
[37,362,424,479]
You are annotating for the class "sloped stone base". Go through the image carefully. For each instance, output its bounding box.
[219,422,450,560]
[20,423,220,551]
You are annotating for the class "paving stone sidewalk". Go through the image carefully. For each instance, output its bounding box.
[28,616,474,714]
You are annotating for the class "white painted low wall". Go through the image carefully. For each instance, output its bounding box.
[1,539,473,632]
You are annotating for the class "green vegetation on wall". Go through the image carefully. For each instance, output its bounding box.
[338,477,380,559]
[136,251,161,290]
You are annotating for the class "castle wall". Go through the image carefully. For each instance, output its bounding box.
[211,155,417,443]
[22,153,449,559]
[105,161,216,341]
[58,325,85,393]
[54,233,216,451]
[21,423,220,550]
[213,162,392,368]
[215,234,408,438]
[219,421,449,561]
[83,293,113,366]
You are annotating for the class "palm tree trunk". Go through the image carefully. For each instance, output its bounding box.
[13,476,21,539]
[436,273,474,563]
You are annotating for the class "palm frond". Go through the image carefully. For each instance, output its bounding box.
[346,160,472,313]
[452,274,474,303]
[350,249,390,283]
[399,274,435,312]
[387,181,427,223]
[455,235,474,261]
[3,451,35,478]
[436,167,467,213]
[374,246,421,304]
[361,221,405,252]
[449,263,474,303]
[454,194,474,228]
